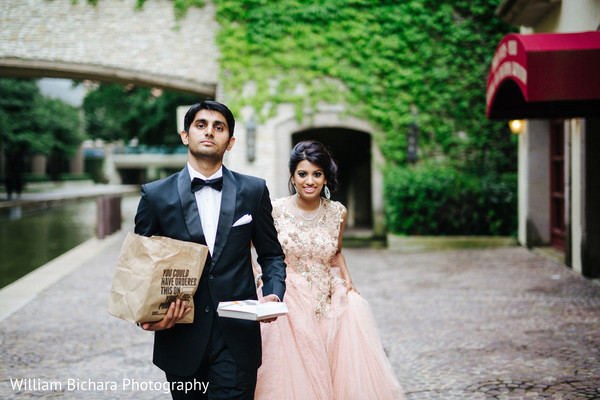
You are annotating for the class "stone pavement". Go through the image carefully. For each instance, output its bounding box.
[1,218,599,398]
[359,247,600,399]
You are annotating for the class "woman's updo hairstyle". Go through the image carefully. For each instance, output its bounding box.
[288,140,339,197]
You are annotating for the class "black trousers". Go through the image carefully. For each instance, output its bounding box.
[165,318,257,400]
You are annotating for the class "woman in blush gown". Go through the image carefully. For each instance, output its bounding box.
[254,141,406,400]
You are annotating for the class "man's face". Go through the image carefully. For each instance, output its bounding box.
[181,109,235,160]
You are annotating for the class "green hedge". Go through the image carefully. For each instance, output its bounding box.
[58,173,93,181]
[384,164,517,236]
[22,173,51,183]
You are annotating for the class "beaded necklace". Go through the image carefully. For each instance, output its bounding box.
[293,195,322,221]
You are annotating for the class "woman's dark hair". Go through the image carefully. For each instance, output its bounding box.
[288,140,339,196]
[183,100,235,138]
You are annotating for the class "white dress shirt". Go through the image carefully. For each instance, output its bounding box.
[188,163,222,255]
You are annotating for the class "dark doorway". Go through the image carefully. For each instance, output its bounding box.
[119,168,145,185]
[292,128,372,230]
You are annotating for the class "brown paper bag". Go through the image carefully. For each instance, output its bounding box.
[108,232,208,324]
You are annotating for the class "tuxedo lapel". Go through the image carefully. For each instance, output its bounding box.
[209,166,236,272]
[177,166,205,243]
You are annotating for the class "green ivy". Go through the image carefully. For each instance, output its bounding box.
[214,0,516,172]
[82,0,205,20]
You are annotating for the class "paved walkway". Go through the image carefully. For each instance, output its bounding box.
[0,195,599,398]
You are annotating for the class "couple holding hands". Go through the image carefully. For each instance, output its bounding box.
[134,101,405,399]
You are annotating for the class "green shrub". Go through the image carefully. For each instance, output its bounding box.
[22,173,51,183]
[58,173,92,181]
[385,164,517,236]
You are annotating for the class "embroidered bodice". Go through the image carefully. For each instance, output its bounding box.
[272,197,345,318]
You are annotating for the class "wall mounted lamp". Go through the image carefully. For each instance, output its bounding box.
[406,121,419,163]
[509,119,525,134]
[246,118,256,163]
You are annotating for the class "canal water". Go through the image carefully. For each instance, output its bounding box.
[0,195,140,289]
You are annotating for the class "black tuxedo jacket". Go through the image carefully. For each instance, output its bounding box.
[134,165,286,376]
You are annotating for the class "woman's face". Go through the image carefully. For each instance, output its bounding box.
[292,160,327,201]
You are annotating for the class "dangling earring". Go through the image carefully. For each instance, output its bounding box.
[289,178,297,195]
[324,185,331,199]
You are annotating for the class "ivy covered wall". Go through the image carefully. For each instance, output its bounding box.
[213,0,518,235]
[214,0,516,170]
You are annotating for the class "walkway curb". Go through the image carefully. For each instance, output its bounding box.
[387,233,518,253]
[0,231,124,322]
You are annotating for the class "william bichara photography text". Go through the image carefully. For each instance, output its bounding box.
[9,378,209,395]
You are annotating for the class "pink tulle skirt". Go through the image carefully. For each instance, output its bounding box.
[256,269,405,400]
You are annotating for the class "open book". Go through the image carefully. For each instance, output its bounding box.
[217,300,288,321]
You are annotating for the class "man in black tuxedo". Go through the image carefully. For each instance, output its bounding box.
[134,101,286,399]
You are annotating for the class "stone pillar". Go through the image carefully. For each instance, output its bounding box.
[69,145,85,175]
[146,166,159,182]
[103,144,122,185]
[31,154,47,175]
[569,119,583,273]
[518,120,550,247]
[371,140,385,236]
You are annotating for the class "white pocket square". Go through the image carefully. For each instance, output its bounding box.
[232,214,253,227]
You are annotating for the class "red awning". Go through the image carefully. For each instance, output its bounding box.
[486,31,600,119]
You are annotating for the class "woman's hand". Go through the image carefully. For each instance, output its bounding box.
[345,281,360,294]
[140,299,191,331]
[331,252,360,294]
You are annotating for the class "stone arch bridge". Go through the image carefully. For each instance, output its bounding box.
[0,0,219,96]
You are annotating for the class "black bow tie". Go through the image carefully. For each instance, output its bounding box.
[191,177,223,192]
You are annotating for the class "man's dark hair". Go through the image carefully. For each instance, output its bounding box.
[183,100,236,138]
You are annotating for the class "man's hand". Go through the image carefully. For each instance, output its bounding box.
[258,294,280,323]
[140,299,191,331]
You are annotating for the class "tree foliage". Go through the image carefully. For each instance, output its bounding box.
[0,78,82,157]
[82,83,203,146]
